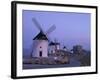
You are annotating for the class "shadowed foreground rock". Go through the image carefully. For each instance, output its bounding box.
[23,50,70,65]
[29,56,69,65]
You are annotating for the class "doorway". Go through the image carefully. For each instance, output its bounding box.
[39,51,42,57]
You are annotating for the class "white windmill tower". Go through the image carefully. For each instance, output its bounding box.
[49,39,60,54]
[31,18,56,58]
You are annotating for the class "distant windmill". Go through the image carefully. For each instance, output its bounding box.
[54,38,60,51]
[63,46,67,51]
[31,18,56,57]
[49,38,60,54]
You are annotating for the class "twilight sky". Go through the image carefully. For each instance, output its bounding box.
[22,10,91,50]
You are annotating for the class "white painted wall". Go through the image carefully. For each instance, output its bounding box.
[57,45,60,50]
[32,40,48,57]
[49,44,60,53]
[63,48,67,51]
[49,45,55,53]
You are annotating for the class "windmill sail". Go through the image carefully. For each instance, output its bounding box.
[45,25,56,42]
[46,25,56,35]
[32,18,44,33]
[32,18,56,42]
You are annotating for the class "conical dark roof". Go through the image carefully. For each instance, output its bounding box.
[49,41,60,45]
[33,31,48,40]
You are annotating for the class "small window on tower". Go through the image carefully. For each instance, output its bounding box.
[40,46,42,48]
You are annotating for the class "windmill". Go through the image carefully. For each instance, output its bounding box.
[31,18,56,57]
[49,38,60,54]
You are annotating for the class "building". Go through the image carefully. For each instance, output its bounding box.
[63,46,68,51]
[32,32,48,57]
[49,41,60,54]
[72,45,83,54]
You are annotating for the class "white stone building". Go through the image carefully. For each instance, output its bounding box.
[49,42,60,54]
[32,32,48,57]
